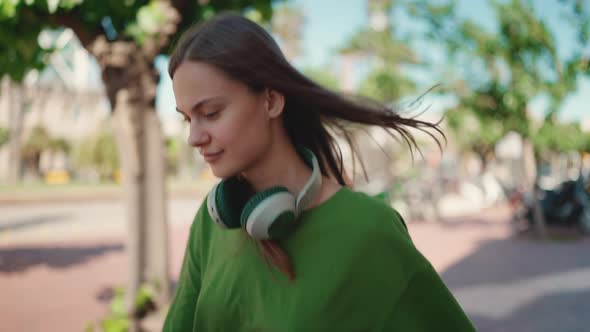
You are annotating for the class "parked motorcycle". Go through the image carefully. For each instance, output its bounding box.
[517,174,590,234]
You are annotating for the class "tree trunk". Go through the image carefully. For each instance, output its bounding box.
[473,144,493,174]
[112,94,170,326]
[5,78,24,184]
[95,38,170,328]
[523,139,547,237]
[477,152,488,174]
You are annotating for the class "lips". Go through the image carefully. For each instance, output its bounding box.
[202,151,223,163]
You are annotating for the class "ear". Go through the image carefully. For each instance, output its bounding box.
[264,88,285,119]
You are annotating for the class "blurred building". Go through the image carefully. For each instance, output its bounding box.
[0,29,110,181]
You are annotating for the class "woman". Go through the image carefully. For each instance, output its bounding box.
[163,13,475,332]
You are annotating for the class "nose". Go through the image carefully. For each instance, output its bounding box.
[187,122,210,148]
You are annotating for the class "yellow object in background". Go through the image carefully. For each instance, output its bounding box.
[44,170,70,184]
[114,169,122,183]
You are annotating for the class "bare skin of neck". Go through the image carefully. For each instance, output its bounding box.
[240,120,342,210]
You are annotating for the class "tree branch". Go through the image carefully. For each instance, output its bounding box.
[51,12,101,49]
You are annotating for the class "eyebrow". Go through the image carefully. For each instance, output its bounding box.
[175,96,224,114]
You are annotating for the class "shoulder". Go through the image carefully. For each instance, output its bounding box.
[341,188,429,265]
[193,196,211,226]
[333,187,410,238]
[312,187,416,252]
[311,188,432,289]
[187,195,216,243]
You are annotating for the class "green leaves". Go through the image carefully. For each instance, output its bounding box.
[358,67,415,102]
[20,125,70,166]
[1,0,279,80]
[0,0,19,19]
[340,2,420,101]
[445,106,504,157]
[21,125,51,161]
[0,126,9,147]
[302,66,340,91]
[0,0,85,19]
[0,5,48,80]
[88,281,158,332]
[125,1,170,45]
[71,129,119,180]
[534,120,588,153]
[0,0,144,79]
[340,29,417,65]
[412,0,590,156]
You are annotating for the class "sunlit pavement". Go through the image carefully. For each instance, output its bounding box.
[409,207,590,332]
[1,200,589,332]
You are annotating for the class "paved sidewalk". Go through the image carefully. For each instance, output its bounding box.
[0,224,191,332]
[0,181,214,206]
[1,203,589,332]
[408,208,590,332]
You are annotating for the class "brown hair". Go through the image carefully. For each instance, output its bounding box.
[169,13,443,281]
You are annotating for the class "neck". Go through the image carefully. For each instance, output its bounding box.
[240,143,312,196]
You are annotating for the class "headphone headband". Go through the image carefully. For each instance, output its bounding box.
[295,147,322,216]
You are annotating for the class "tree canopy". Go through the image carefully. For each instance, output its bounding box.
[407,0,590,156]
[0,0,276,82]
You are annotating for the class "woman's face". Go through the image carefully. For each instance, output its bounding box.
[172,61,274,178]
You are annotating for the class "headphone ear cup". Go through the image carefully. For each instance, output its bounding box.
[214,178,253,228]
[241,186,296,239]
[241,186,289,226]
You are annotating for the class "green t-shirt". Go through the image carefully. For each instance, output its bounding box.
[163,186,476,331]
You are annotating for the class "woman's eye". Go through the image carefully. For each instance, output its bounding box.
[182,115,191,123]
[205,111,220,119]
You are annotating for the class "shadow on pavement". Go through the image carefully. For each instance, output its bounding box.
[0,243,124,273]
[442,237,590,288]
[441,236,590,331]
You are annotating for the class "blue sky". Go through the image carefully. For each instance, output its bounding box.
[158,0,588,122]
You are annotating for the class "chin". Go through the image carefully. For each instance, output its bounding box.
[208,153,256,180]
[209,165,239,180]
[209,167,227,179]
